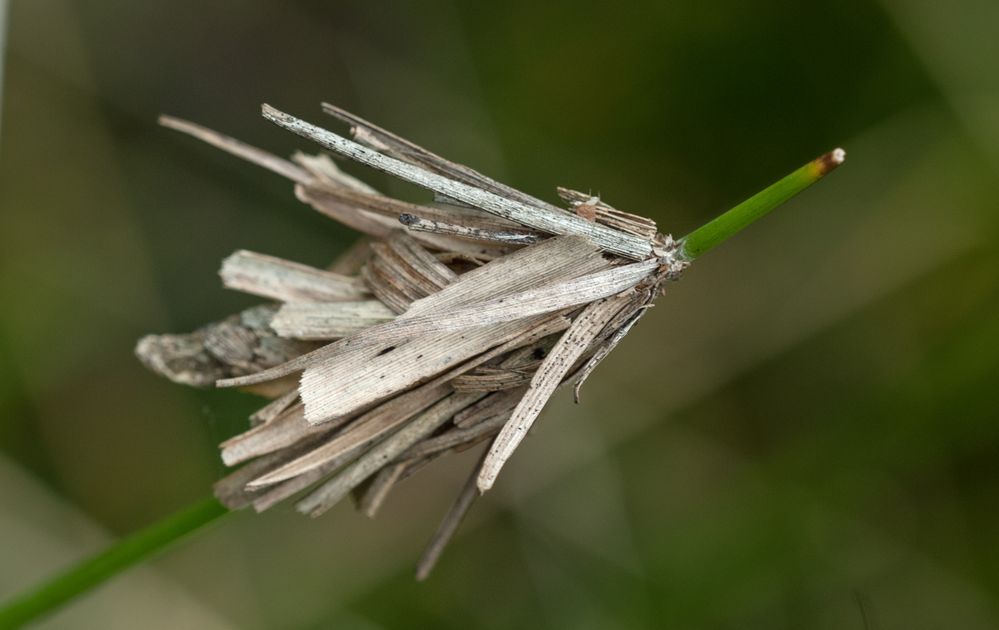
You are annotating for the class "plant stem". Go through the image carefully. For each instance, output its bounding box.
[679,148,845,260]
[0,147,845,628]
[0,496,230,628]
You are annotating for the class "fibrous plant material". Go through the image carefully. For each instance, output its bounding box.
[135,103,845,580]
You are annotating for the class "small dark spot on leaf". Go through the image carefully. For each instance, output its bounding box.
[377,346,396,356]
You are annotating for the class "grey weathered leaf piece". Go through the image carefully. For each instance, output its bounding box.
[136,102,688,580]
[270,301,396,340]
[220,250,369,303]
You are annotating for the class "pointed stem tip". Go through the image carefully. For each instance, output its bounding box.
[815,147,847,176]
[679,148,846,260]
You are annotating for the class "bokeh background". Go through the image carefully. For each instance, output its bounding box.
[1,0,998,628]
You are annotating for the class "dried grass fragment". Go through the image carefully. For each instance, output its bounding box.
[137,103,688,578]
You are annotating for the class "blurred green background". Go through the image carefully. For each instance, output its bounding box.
[1,0,998,628]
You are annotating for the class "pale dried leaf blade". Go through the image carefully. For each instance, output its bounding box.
[245,383,451,487]
[297,184,397,240]
[401,234,606,318]
[305,181,525,234]
[400,213,542,246]
[212,238,607,388]
[271,301,396,340]
[400,411,510,461]
[159,115,310,183]
[326,238,373,275]
[453,387,526,428]
[416,450,487,581]
[477,293,635,492]
[573,302,651,402]
[359,462,407,518]
[296,314,567,427]
[292,151,377,194]
[249,388,299,427]
[389,231,459,286]
[278,237,598,410]
[262,105,653,260]
[296,392,483,516]
[386,258,659,340]
[220,250,369,303]
[298,314,556,423]
[368,241,439,300]
[320,102,564,214]
[214,455,280,510]
[219,402,351,466]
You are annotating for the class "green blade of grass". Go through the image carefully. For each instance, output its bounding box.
[0,496,230,628]
[679,148,846,260]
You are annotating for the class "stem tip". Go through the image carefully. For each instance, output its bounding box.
[679,147,846,260]
[814,148,846,176]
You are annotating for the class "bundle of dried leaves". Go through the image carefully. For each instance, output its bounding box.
[135,103,748,578]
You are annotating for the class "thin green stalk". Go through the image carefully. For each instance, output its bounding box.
[679,148,845,260]
[0,146,845,628]
[0,496,230,628]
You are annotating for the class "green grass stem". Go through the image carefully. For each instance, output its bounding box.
[0,496,229,628]
[679,148,845,260]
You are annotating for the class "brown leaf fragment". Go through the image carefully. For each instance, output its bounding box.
[369,242,438,300]
[477,292,636,492]
[575,202,598,222]
[415,450,487,581]
[362,261,414,314]
[369,246,431,302]
[220,250,369,303]
[557,186,659,240]
[360,233,464,314]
